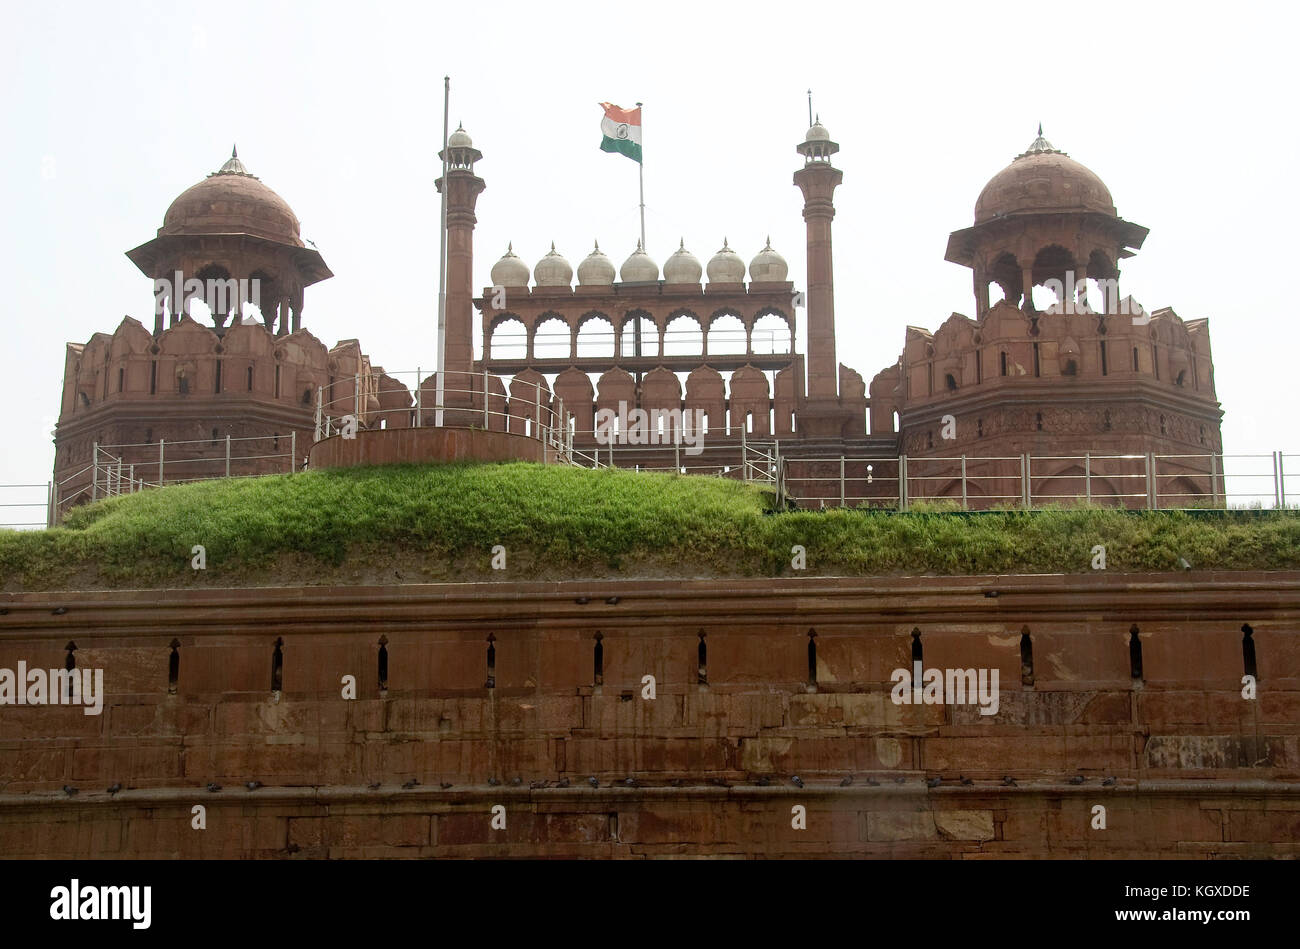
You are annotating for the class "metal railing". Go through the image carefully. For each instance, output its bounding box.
[313,367,576,464]
[782,450,1298,511]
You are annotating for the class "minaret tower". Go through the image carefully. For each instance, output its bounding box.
[793,117,850,435]
[435,124,486,388]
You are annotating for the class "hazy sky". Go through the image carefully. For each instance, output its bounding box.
[2,0,1295,504]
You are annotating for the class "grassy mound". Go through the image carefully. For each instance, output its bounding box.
[2,462,1299,590]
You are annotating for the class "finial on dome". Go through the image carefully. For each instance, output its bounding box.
[594,240,600,251]
[507,241,513,253]
[765,235,772,249]
[679,237,685,249]
[214,146,251,177]
[1017,125,1064,159]
[550,240,556,252]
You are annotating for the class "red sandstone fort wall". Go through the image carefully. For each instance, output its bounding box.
[1,573,1295,858]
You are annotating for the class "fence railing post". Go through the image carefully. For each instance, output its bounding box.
[1146,452,1155,510]
[741,426,748,481]
[225,435,231,478]
[159,438,165,486]
[46,481,53,529]
[960,454,967,511]
[484,367,490,429]
[290,431,297,473]
[1210,452,1220,507]
[128,464,134,493]
[415,367,422,428]
[354,373,361,418]
[1085,452,1091,504]
[91,441,99,501]
[774,440,782,499]
[898,454,907,511]
[315,386,323,440]
[1280,451,1287,509]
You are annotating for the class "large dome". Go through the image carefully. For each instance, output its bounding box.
[161,149,303,246]
[974,130,1115,225]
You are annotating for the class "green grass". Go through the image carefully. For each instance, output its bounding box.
[3,461,1300,590]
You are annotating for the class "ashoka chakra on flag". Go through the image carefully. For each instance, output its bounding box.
[599,102,642,163]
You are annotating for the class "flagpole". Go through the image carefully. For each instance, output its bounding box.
[636,101,645,250]
[634,101,644,397]
[435,76,450,428]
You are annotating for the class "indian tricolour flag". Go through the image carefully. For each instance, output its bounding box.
[599,102,642,164]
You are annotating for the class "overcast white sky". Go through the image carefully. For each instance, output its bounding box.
[2,0,1295,501]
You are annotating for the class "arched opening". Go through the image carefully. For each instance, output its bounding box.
[489,316,527,360]
[988,252,1021,308]
[1020,627,1034,686]
[64,641,76,702]
[576,313,615,358]
[532,316,571,361]
[1242,624,1257,680]
[620,312,659,358]
[377,635,389,691]
[271,637,284,693]
[910,627,923,665]
[664,312,703,356]
[806,629,818,690]
[752,311,793,354]
[485,633,496,689]
[1030,244,1077,313]
[1128,625,1143,681]
[1087,250,1119,313]
[168,638,180,694]
[697,631,707,685]
[593,631,604,686]
[707,312,747,355]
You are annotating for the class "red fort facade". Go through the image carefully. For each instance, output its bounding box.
[51,123,1222,511]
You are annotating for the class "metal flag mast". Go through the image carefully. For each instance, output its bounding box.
[435,76,450,428]
[637,100,646,249]
[633,101,644,392]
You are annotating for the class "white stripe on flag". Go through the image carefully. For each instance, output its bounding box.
[600,115,643,146]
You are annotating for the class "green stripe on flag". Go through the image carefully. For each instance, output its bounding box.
[601,135,642,164]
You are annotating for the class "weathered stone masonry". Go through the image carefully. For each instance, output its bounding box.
[1,573,1295,858]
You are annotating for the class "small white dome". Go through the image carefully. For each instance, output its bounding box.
[448,123,473,148]
[577,241,615,286]
[805,118,830,143]
[706,239,746,283]
[490,242,530,288]
[534,242,573,287]
[619,240,659,282]
[663,239,702,284]
[748,237,788,283]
